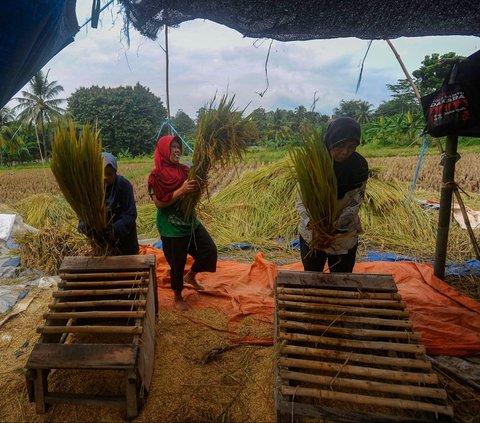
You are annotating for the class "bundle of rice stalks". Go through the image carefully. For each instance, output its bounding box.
[289,128,338,250]
[15,227,91,274]
[180,94,258,221]
[15,193,76,229]
[200,159,298,249]
[50,120,111,253]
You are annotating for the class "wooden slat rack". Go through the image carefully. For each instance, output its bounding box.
[25,255,157,419]
[274,270,453,423]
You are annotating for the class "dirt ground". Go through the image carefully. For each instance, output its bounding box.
[1,285,480,423]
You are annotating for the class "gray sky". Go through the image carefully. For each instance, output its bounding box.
[40,1,480,119]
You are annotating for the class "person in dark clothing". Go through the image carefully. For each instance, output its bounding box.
[297,117,369,273]
[79,152,139,255]
[148,135,217,311]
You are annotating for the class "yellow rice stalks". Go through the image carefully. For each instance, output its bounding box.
[180,94,258,221]
[15,227,91,275]
[289,128,338,250]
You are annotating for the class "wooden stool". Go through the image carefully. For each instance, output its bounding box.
[25,255,157,419]
[274,270,453,423]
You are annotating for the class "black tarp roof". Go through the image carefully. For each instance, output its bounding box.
[118,0,480,41]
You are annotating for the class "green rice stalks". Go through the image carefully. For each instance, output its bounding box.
[180,94,258,221]
[289,128,338,251]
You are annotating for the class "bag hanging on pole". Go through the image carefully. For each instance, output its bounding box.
[420,50,480,138]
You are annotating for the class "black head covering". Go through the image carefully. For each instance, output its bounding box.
[324,117,368,199]
[324,116,361,150]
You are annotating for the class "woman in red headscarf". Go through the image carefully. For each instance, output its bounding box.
[148,135,217,311]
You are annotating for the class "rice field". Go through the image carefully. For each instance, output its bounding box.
[1,152,479,271]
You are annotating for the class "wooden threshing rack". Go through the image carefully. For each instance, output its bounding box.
[274,270,453,423]
[25,255,157,419]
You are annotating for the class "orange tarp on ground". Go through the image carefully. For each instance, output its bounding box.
[140,245,480,356]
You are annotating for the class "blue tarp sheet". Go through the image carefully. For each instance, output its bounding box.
[0,0,78,109]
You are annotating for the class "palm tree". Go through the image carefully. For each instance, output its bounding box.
[14,70,65,159]
[0,107,22,166]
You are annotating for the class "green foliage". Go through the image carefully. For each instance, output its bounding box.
[333,99,373,123]
[67,83,166,156]
[413,52,464,94]
[172,109,195,138]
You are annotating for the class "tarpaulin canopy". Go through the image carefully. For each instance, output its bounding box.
[0,0,78,109]
[141,245,480,357]
[118,0,480,41]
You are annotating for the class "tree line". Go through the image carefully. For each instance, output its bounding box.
[0,52,464,165]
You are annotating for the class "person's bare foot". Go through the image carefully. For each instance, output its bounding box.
[174,293,188,311]
[184,271,204,291]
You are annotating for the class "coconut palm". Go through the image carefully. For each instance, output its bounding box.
[14,70,65,159]
[0,107,22,166]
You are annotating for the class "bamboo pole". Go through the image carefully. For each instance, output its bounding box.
[281,345,431,369]
[60,272,149,280]
[278,300,410,317]
[280,386,453,416]
[37,326,143,334]
[278,287,401,300]
[58,279,147,288]
[453,185,480,260]
[48,300,147,309]
[53,288,148,297]
[279,357,438,384]
[278,310,413,329]
[279,320,420,340]
[434,134,459,279]
[280,370,447,399]
[43,311,146,320]
[280,332,425,354]
[278,293,404,309]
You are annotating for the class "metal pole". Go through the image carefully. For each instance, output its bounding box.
[433,134,458,279]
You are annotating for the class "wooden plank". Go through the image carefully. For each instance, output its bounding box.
[45,393,125,408]
[59,272,149,280]
[279,320,420,340]
[278,310,413,329]
[281,345,431,370]
[278,300,410,317]
[280,386,453,417]
[58,279,147,288]
[48,300,146,309]
[26,344,138,369]
[60,255,155,272]
[278,293,404,308]
[43,311,146,320]
[279,357,438,384]
[279,287,402,300]
[53,288,148,297]
[280,370,447,399]
[280,332,425,354]
[276,400,450,423]
[37,325,143,335]
[137,272,156,391]
[276,270,397,291]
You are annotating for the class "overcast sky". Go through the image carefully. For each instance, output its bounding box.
[38,1,480,119]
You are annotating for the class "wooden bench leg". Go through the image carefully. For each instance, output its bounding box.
[125,370,138,419]
[34,369,48,413]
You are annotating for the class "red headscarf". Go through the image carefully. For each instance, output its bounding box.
[148,135,189,202]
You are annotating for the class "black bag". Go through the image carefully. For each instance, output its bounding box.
[421,50,480,138]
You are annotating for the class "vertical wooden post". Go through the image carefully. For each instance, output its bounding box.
[164,24,171,134]
[34,369,48,413]
[434,135,458,279]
